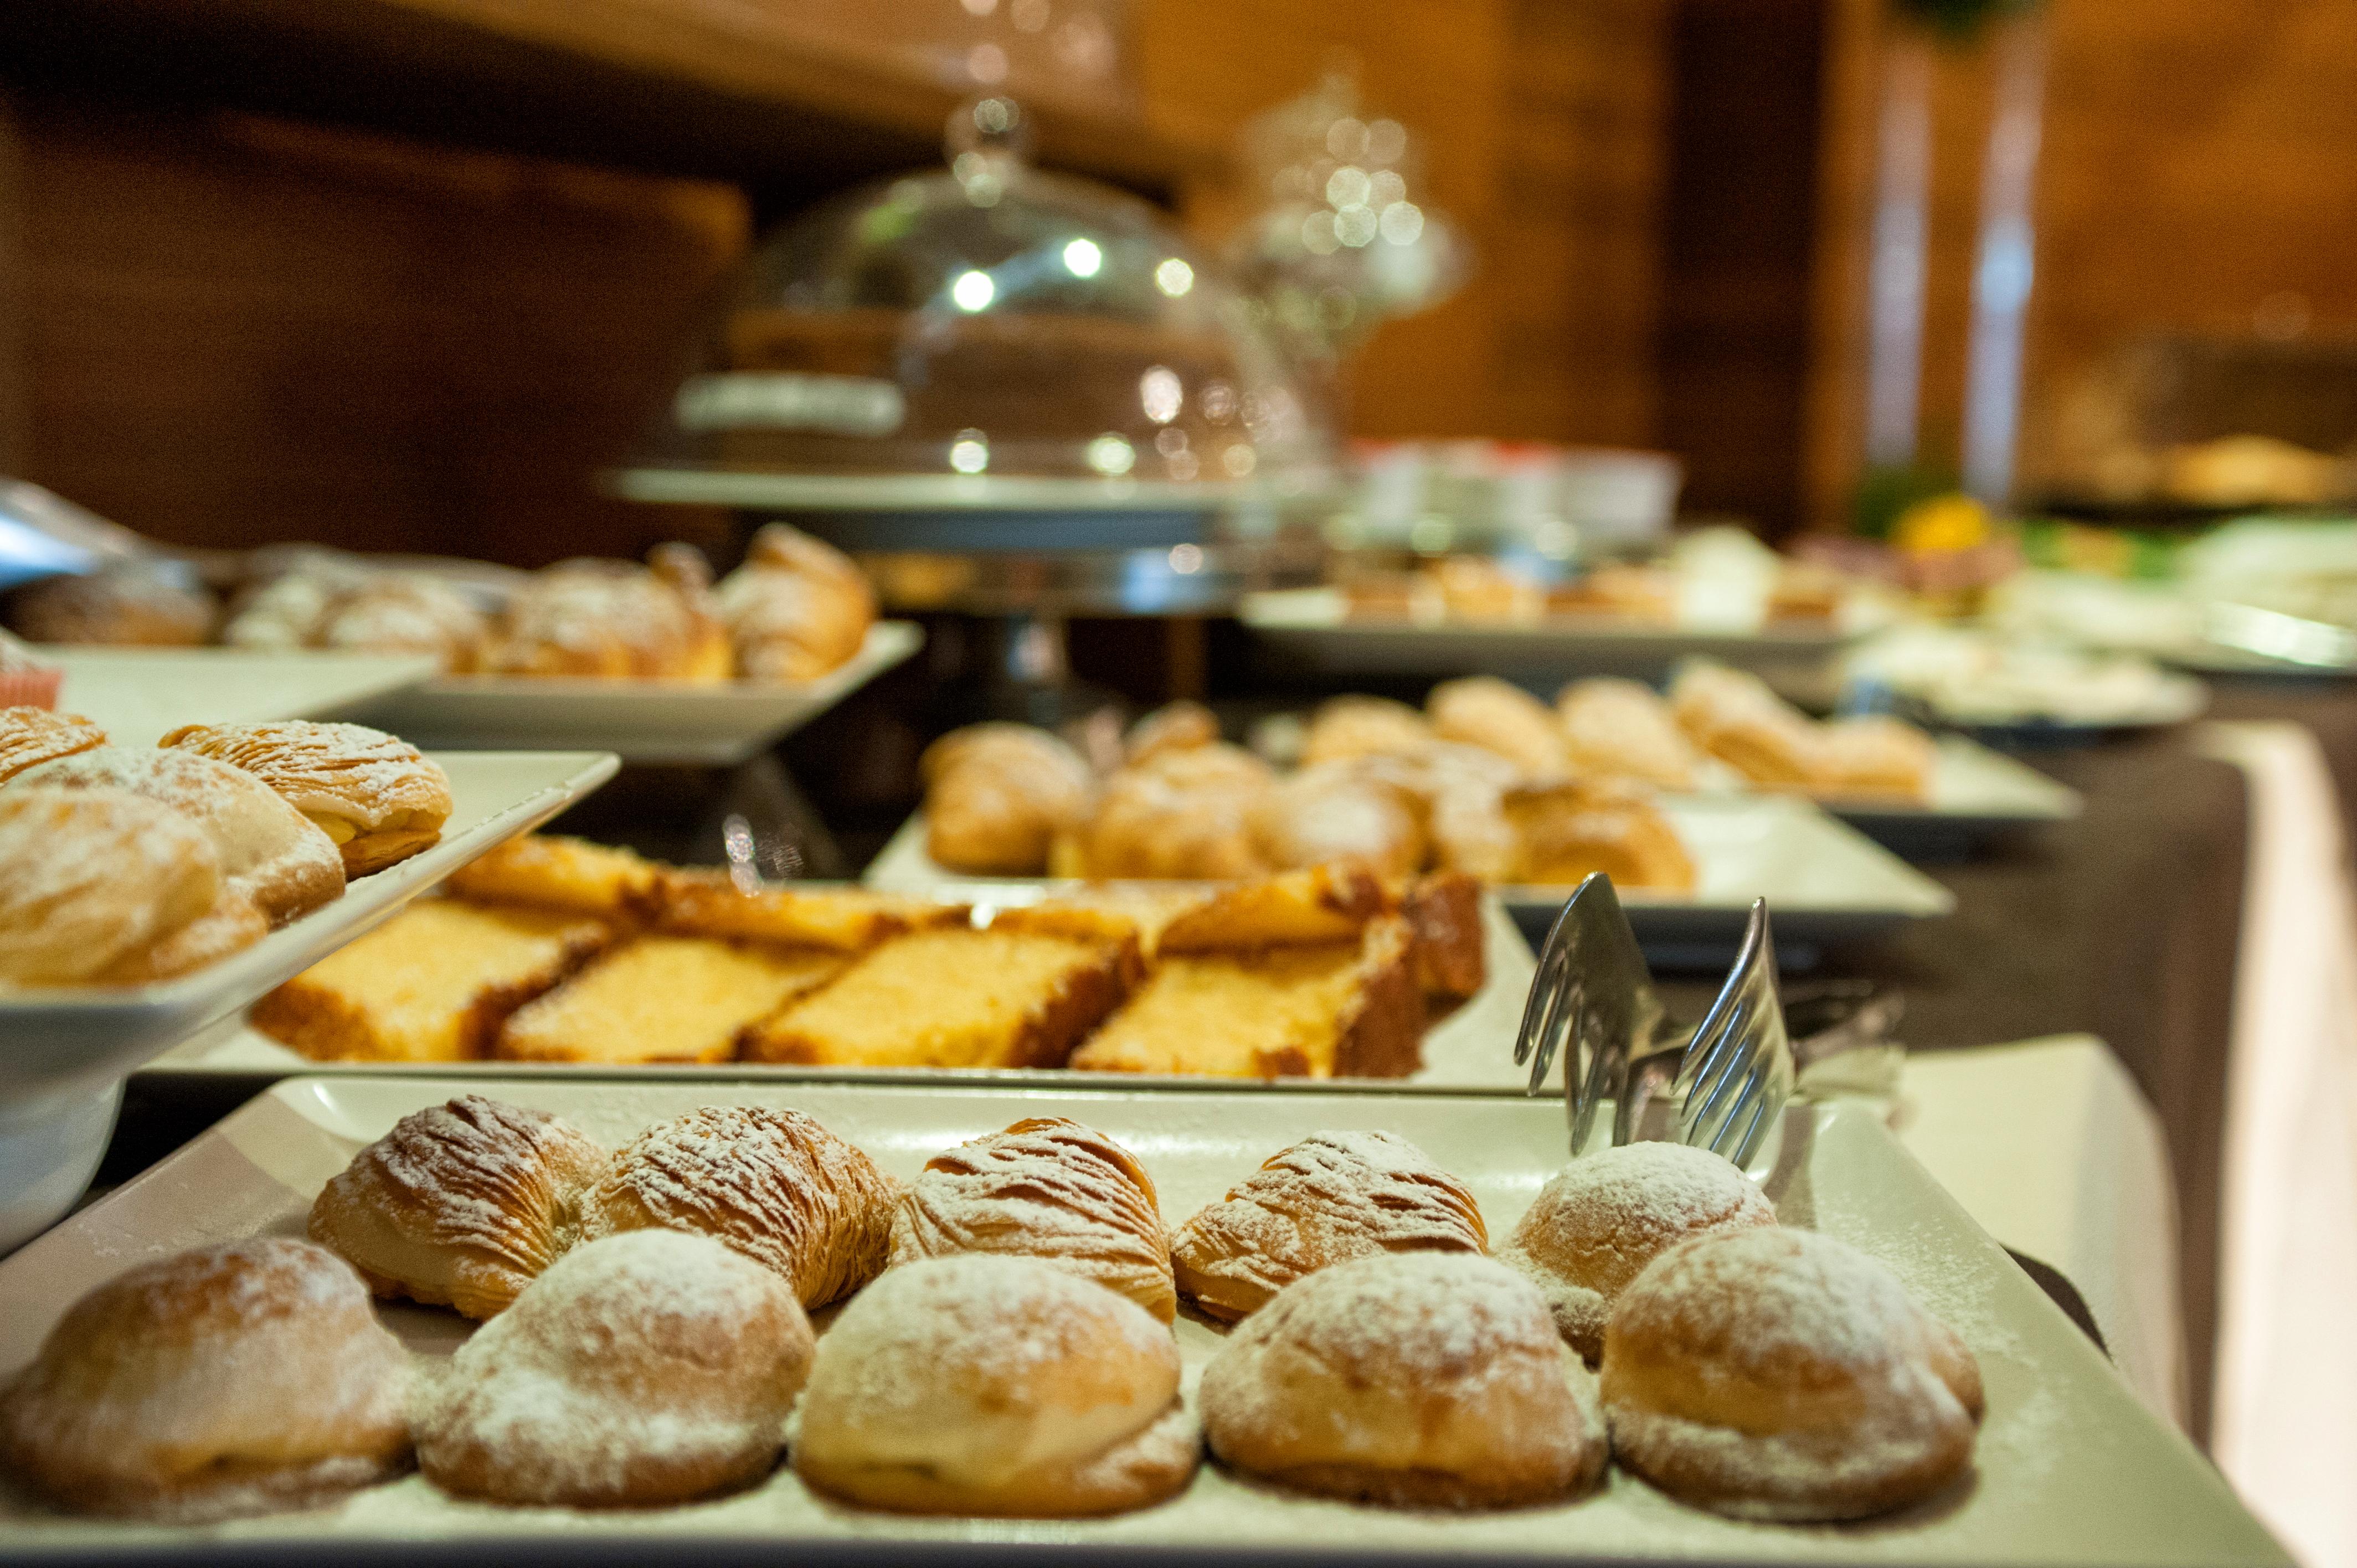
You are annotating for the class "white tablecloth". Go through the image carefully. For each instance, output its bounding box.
[1892,1035,2185,1426]
[2196,721,2357,1568]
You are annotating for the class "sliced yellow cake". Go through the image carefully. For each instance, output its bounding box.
[494,935,848,1064]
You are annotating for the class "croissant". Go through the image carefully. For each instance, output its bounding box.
[1426,677,1571,777]
[889,1117,1175,1323]
[308,1094,609,1319]
[1061,744,1276,880]
[574,1105,898,1308]
[1170,1130,1489,1321]
[713,524,877,682]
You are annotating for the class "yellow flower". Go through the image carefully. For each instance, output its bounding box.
[1893,493,1991,555]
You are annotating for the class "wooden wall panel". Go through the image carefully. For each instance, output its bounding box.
[13,99,748,564]
[1131,0,1672,446]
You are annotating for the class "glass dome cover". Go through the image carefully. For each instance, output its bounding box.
[619,99,1329,513]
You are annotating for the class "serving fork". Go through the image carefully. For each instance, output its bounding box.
[1514,875,1896,1169]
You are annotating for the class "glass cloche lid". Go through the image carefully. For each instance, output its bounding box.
[614,98,1331,516]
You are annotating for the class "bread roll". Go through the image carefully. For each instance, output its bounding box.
[12,745,345,923]
[575,1105,897,1308]
[889,1117,1175,1322]
[1426,676,1571,777]
[1200,1252,1606,1508]
[1602,1226,1985,1520]
[920,723,1093,875]
[0,1239,410,1519]
[1500,1142,1775,1360]
[161,720,454,877]
[1556,678,1699,790]
[413,1230,814,1507]
[794,1255,1198,1517]
[309,1094,609,1319]
[1170,1130,1488,1321]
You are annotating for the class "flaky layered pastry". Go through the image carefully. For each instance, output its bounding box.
[0,706,105,784]
[308,1094,609,1319]
[1169,1130,1489,1321]
[161,719,452,877]
[889,1117,1175,1323]
[574,1105,898,1309]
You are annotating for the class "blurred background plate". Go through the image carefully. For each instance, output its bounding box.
[353,620,922,765]
[45,647,436,740]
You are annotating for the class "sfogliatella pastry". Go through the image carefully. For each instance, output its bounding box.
[1556,678,1700,790]
[0,707,105,784]
[920,723,1094,876]
[1201,1252,1607,1509]
[1426,676,1571,777]
[575,1105,898,1309]
[0,1238,411,1519]
[794,1254,1198,1517]
[1500,1141,1776,1360]
[0,786,237,987]
[1169,1131,1488,1321]
[889,1118,1175,1323]
[308,1094,609,1319]
[1603,1226,1985,1520]
[413,1230,814,1507]
[11,745,345,923]
[160,720,453,877]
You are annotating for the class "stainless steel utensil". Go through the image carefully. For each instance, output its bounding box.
[1512,873,1663,1156]
[1669,898,1794,1167]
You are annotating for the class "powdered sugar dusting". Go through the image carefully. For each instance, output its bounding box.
[1170,1131,1488,1318]
[890,1118,1175,1321]
[410,1230,811,1507]
[578,1106,897,1308]
[162,721,450,830]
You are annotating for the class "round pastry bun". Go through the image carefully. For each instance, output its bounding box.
[0,1237,411,1519]
[309,1094,609,1320]
[1602,1226,1985,1521]
[1200,1252,1607,1510]
[0,785,223,986]
[794,1254,1196,1518]
[1502,1142,1776,1361]
[413,1229,814,1508]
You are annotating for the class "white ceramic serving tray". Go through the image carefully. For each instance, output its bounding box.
[0,751,619,1253]
[147,893,1540,1092]
[45,647,438,740]
[353,621,923,765]
[0,1077,2286,1568]
[868,796,1957,950]
[1758,735,2081,843]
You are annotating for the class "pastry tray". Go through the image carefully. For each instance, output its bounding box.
[145,893,1541,1092]
[0,1077,2286,1568]
[867,797,1957,955]
[351,621,924,766]
[1,752,620,1089]
[1737,736,2081,857]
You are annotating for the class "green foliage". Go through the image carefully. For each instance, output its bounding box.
[1851,461,1958,540]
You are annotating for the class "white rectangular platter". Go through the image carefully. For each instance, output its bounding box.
[147,892,1540,1091]
[3,752,620,1087]
[352,621,922,765]
[0,1077,2285,1568]
[869,797,1956,951]
[46,647,438,740]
